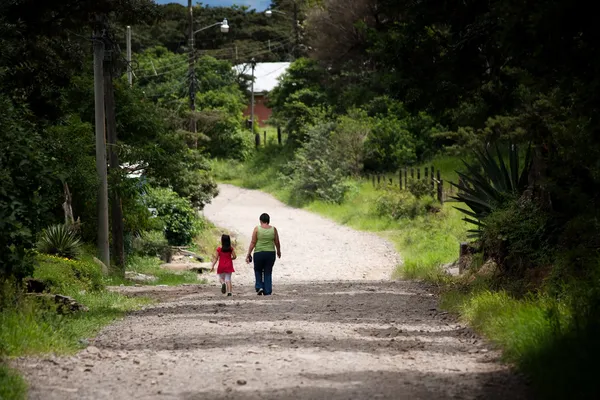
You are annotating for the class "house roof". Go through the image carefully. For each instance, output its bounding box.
[234,62,290,94]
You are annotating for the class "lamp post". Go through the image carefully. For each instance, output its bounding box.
[265,2,300,60]
[188,0,229,146]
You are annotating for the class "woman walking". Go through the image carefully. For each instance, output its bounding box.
[246,213,281,296]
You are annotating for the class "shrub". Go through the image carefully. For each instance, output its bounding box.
[451,143,532,239]
[482,199,551,278]
[36,224,82,259]
[331,110,371,175]
[375,189,438,220]
[132,230,170,258]
[363,116,417,172]
[281,122,352,204]
[145,187,200,246]
[407,179,435,199]
[33,254,104,294]
[170,168,219,210]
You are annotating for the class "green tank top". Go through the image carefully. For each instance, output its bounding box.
[255,226,275,253]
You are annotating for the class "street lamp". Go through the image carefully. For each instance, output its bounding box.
[187,11,230,146]
[193,18,229,35]
[264,4,300,60]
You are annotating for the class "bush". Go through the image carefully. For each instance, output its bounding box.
[281,122,352,204]
[407,179,435,199]
[170,168,219,210]
[363,116,417,172]
[33,254,104,294]
[482,198,552,278]
[145,187,201,246]
[36,224,82,259]
[375,189,439,220]
[132,230,170,258]
[331,110,371,175]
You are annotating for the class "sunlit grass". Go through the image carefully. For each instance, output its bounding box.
[0,364,27,400]
[124,256,202,286]
[0,290,151,357]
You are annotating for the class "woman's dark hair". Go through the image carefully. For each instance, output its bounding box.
[259,213,270,224]
[220,234,232,252]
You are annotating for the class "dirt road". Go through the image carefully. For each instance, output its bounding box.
[16,184,528,399]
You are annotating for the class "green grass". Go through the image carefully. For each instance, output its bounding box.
[0,289,151,357]
[0,364,27,400]
[123,256,203,286]
[438,288,600,399]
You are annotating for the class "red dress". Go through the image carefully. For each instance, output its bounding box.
[216,247,235,274]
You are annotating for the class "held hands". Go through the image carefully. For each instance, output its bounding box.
[277,250,281,259]
[245,254,252,264]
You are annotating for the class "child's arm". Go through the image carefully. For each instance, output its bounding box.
[231,248,237,260]
[210,250,219,271]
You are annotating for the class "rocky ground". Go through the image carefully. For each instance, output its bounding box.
[15,184,529,399]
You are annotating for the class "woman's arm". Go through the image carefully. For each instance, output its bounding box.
[231,248,237,260]
[246,227,258,261]
[274,227,281,258]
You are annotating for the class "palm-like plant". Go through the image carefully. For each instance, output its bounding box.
[37,224,82,259]
[451,144,532,238]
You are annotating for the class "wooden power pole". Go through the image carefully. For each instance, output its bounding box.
[104,40,125,274]
[93,20,110,268]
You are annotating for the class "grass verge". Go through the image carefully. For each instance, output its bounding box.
[0,250,205,398]
[439,287,600,399]
[0,364,27,400]
[122,256,203,286]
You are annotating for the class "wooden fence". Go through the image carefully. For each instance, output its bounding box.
[365,166,456,204]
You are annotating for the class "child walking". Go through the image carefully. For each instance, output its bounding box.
[211,234,236,296]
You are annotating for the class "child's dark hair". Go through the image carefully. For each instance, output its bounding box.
[220,234,232,253]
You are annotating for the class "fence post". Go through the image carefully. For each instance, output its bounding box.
[417,168,421,180]
[377,175,381,185]
[404,168,408,190]
[389,178,393,187]
[264,131,267,146]
[411,168,414,180]
[431,166,435,189]
[425,167,429,183]
[255,133,260,148]
[277,126,282,145]
[438,179,444,205]
[459,242,470,274]
[372,174,375,187]
[399,170,403,190]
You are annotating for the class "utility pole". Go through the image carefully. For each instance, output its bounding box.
[126,26,132,86]
[104,39,125,274]
[250,58,256,134]
[188,0,197,144]
[93,21,110,268]
[293,1,300,59]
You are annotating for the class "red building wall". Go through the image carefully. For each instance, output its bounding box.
[243,94,271,127]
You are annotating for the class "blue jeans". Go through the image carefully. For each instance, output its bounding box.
[254,251,276,295]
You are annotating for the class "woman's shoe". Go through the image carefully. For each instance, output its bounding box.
[221,283,227,294]
[257,288,264,296]
[227,293,232,297]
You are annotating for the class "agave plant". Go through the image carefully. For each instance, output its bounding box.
[37,224,82,259]
[451,143,532,238]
